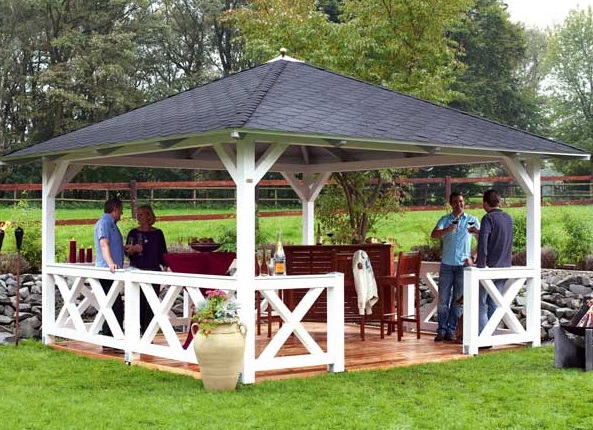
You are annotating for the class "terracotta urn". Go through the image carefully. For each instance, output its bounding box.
[191,321,247,391]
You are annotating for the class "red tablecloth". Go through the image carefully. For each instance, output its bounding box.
[164,252,236,275]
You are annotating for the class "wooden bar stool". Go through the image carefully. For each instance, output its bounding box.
[379,251,422,340]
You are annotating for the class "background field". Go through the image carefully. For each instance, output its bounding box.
[0,204,590,264]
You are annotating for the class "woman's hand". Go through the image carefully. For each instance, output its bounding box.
[125,243,143,254]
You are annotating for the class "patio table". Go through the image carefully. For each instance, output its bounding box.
[163,251,236,275]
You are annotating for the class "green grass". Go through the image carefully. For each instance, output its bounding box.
[0,204,591,259]
[0,341,589,429]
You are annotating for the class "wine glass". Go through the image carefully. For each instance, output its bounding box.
[327,232,334,244]
[136,232,144,256]
[256,249,264,276]
[125,236,134,257]
[267,257,275,276]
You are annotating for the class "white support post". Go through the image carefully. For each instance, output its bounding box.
[41,159,69,345]
[525,157,541,347]
[216,137,289,384]
[234,140,257,384]
[124,278,141,364]
[282,172,331,245]
[503,155,542,348]
[302,200,315,245]
[463,267,480,355]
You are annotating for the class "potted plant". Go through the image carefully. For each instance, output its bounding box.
[190,289,246,391]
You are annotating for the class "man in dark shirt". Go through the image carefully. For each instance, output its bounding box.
[475,189,513,334]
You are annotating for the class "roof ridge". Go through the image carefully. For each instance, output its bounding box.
[230,60,288,127]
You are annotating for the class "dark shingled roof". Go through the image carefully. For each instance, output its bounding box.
[3,58,588,161]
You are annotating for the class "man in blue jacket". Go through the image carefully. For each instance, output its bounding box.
[475,189,514,334]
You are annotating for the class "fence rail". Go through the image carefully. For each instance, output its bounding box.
[0,175,591,208]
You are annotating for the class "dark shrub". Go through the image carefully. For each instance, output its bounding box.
[580,255,593,271]
[512,251,526,266]
[0,253,32,274]
[541,247,558,269]
[411,241,441,261]
[511,247,557,268]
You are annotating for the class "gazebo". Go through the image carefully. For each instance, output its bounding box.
[1,55,589,383]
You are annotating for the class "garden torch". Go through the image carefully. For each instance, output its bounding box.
[14,226,23,347]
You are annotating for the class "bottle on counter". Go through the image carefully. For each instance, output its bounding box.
[316,223,323,245]
[274,230,286,276]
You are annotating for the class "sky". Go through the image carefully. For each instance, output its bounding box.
[505,0,593,28]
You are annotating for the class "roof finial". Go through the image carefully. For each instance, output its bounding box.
[266,49,303,63]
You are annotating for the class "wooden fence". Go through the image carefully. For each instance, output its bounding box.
[0,175,591,209]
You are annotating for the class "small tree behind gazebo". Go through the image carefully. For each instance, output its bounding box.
[316,170,410,244]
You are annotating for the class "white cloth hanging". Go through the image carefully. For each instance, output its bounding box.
[352,250,379,315]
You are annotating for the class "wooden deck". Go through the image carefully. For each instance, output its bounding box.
[51,323,524,383]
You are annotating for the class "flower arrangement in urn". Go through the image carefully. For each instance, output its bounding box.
[190,289,246,392]
[192,289,240,336]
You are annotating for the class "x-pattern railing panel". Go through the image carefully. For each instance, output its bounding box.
[43,264,345,381]
[463,267,540,355]
[479,277,527,336]
[252,274,344,373]
[54,274,89,332]
[257,287,325,360]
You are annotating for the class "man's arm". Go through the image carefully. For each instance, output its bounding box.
[475,217,491,268]
[99,237,118,273]
[431,221,456,239]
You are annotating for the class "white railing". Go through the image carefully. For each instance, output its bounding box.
[42,264,344,383]
[252,275,345,374]
[419,261,440,332]
[462,266,541,355]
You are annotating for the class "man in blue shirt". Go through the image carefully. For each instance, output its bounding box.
[94,198,125,339]
[475,189,513,334]
[431,192,479,342]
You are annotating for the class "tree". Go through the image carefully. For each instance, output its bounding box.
[229,0,472,242]
[316,171,410,244]
[447,0,538,130]
[230,0,471,102]
[137,0,249,103]
[333,0,472,103]
[544,7,593,176]
[0,0,160,184]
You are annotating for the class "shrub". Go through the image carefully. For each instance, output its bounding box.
[541,247,558,269]
[561,214,593,267]
[512,214,526,253]
[411,240,442,262]
[580,255,593,271]
[511,247,557,268]
[0,253,32,274]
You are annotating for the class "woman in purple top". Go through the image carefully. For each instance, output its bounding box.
[125,205,168,334]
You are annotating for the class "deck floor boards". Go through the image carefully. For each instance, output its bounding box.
[50,323,523,382]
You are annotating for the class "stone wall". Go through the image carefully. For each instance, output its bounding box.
[0,273,42,344]
[1,270,591,344]
[538,269,592,339]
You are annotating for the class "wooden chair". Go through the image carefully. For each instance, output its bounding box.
[332,252,366,340]
[256,291,282,338]
[334,250,392,341]
[378,251,422,341]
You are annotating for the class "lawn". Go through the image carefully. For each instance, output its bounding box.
[0,341,588,430]
[0,204,591,260]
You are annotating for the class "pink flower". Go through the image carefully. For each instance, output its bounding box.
[205,289,228,300]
